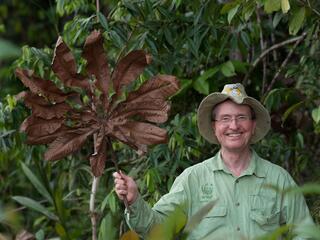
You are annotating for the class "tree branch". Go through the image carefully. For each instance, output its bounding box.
[264,33,306,96]
[256,8,267,95]
[243,32,307,85]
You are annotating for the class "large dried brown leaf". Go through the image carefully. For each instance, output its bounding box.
[44,129,95,161]
[26,125,70,145]
[110,100,171,123]
[112,50,152,99]
[90,127,107,177]
[15,69,69,103]
[52,37,89,89]
[115,121,167,153]
[110,128,147,154]
[126,74,179,102]
[83,30,110,109]
[20,116,64,137]
[24,92,71,119]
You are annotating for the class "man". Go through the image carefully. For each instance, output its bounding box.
[113,83,314,239]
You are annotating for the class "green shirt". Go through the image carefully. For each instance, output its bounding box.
[126,150,314,239]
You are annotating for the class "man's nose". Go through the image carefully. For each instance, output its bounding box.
[228,118,240,129]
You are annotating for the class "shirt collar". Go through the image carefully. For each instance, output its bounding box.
[209,149,266,178]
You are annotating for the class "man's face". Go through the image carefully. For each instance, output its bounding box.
[212,100,256,152]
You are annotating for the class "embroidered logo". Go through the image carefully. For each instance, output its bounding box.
[200,183,214,202]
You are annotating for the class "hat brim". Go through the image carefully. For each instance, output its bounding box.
[197,93,271,144]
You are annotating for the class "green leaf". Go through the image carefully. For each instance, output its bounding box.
[264,0,281,14]
[55,0,65,16]
[0,39,21,60]
[286,183,320,195]
[120,230,139,240]
[289,7,305,35]
[295,225,320,240]
[20,162,53,204]
[183,200,217,233]
[193,67,219,95]
[12,196,58,221]
[55,223,68,238]
[220,1,239,14]
[281,101,304,125]
[312,107,320,123]
[97,12,109,31]
[99,214,117,240]
[281,0,290,14]
[273,12,283,29]
[221,61,236,77]
[228,5,240,24]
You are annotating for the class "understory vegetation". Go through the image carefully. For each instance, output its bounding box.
[1,0,320,239]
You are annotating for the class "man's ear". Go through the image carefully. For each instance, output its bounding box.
[211,121,216,132]
[252,120,257,135]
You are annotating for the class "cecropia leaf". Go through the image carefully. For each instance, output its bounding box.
[15,68,71,103]
[23,92,71,119]
[110,99,171,123]
[90,127,107,177]
[26,125,71,145]
[52,37,89,89]
[111,50,152,99]
[44,129,95,161]
[20,115,64,136]
[125,74,179,102]
[114,121,167,153]
[83,30,110,110]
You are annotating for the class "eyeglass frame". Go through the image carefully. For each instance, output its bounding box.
[212,114,255,124]
[211,103,256,124]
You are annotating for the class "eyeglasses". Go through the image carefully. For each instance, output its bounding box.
[213,115,252,124]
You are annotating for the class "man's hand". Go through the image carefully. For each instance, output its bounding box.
[113,171,138,205]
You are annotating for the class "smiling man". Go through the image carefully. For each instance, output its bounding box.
[114,83,314,239]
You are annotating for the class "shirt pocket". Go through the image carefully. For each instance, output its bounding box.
[249,194,281,233]
[190,206,228,239]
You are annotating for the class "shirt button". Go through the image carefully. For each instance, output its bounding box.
[237,227,240,231]
[236,202,240,206]
[235,179,239,183]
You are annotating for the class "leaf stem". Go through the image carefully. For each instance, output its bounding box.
[90,176,100,240]
[108,138,131,212]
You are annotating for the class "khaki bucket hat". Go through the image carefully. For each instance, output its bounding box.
[197,83,271,144]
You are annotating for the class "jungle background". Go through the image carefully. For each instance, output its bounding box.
[1,0,320,239]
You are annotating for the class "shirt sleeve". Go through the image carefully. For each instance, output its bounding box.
[282,173,315,239]
[125,171,189,238]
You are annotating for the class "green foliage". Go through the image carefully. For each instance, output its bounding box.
[1,0,320,238]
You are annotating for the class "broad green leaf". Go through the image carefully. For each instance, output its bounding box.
[20,162,53,204]
[295,225,320,240]
[55,223,67,238]
[120,230,139,240]
[273,12,283,28]
[56,0,65,16]
[99,213,118,240]
[0,39,21,60]
[289,7,305,35]
[286,183,320,195]
[193,67,219,95]
[281,0,290,14]
[12,196,58,221]
[264,0,281,14]
[312,107,320,123]
[228,5,240,24]
[281,101,304,125]
[147,206,187,240]
[220,1,239,14]
[98,12,109,31]
[183,200,217,233]
[255,225,291,240]
[221,61,236,77]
